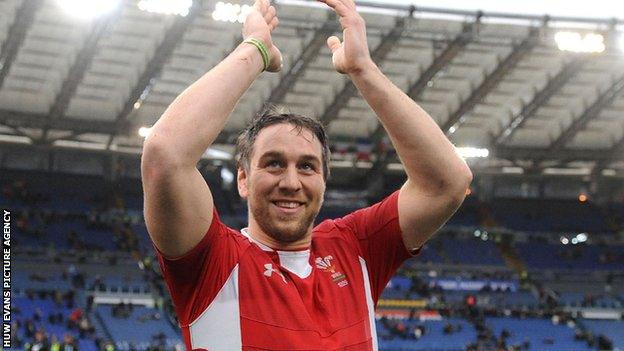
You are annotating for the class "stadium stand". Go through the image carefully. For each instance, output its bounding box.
[6,170,624,350]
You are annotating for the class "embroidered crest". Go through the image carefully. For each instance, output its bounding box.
[315,255,348,287]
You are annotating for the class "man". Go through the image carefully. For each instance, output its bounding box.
[141,0,472,349]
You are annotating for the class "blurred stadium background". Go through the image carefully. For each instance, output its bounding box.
[2,0,624,350]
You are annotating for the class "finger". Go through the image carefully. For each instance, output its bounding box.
[269,17,279,31]
[264,5,276,23]
[260,0,269,13]
[253,0,262,12]
[317,0,350,17]
[326,36,341,53]
[339,0,357,10]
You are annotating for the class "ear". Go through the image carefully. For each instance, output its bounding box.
[237,167,249,198]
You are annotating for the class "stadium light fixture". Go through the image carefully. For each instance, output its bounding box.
[204,148,233,160]
[138,126,152,138]
[55,0,121,20]
[137,0,192,16]
[212,2,253,23]
[554,31,605,53]
[560,237,569,245]
[456,147,489,159]
[576,233,588,243]
[221,167,234,185]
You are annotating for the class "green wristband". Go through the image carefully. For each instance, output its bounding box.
[244,38,270,71]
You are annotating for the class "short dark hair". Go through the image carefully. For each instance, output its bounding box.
[235,108,331,181]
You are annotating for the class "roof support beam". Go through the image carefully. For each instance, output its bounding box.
[0,0,41,90]
[0,109,119,135]
[598,134,624,169]
[405,26,472,101]
[0,122,31,140]
[548,74,624,152]
[441,28,539,133]
[493,146,621,162]
[495,55,587,145]
[319,16,409,125]
[41,9,121,141]
[364,24,473,191]
[106,2,202,148]
[265,15,336,107]
[368,25,473,147]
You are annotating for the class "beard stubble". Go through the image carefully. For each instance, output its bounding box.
[250,198,319,244]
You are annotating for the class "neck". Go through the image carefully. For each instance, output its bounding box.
[247,220,312,251]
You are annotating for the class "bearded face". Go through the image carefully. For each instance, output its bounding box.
[237,123,326,248]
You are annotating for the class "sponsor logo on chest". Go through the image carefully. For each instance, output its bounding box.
[315,255,349,288]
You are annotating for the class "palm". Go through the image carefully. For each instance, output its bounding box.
[326,18,372,75]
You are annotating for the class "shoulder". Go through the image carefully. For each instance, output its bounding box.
[312,218,359,249]
[313,218,352,237]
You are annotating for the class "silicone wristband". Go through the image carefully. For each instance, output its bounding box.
[243,37,270,71]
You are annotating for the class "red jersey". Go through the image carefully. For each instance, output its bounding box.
[157,191,411,350]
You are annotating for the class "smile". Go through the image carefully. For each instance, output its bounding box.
[271,201,304,214]
[273,201,302,208]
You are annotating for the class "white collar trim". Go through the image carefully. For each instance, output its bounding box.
[240,228,312,279]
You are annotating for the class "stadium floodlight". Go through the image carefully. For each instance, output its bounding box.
[221,167,234,185]
[554,31,605,53]
[560,237,569,245]
[138,126,152,138]
[205,148,233,160]
[138,0,192,16]
[212,2,253,23]
[576,233,588,243]
[456,147,489,159]
[55,0,120,20]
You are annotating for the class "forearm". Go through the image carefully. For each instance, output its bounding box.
[350,64,472,194]
[144,43,264,167]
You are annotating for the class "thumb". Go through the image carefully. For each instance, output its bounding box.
[326,36,341,53]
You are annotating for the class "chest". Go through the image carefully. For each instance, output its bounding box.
[236,247,373,348]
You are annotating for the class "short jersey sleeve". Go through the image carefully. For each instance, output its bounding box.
[332,191,413,302]
[155,209,240,326]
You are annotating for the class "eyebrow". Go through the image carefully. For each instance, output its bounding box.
[258,151,321,164]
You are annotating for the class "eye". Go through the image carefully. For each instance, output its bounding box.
[299,162,316,172]
[266,160,283,168]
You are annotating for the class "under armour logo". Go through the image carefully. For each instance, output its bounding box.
[263,263,287,283]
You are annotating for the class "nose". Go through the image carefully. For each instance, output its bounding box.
[278,166,302,192]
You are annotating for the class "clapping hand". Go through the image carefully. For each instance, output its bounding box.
[243,0,283,72]
[318,0,375,75]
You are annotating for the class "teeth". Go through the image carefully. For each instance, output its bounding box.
[275,202,300,208]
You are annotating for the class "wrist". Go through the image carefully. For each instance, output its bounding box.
[347,59,379,79]
[243,37,270,71]
[233,42,265,75]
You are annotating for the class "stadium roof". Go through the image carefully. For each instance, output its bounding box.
[0,0,623,179]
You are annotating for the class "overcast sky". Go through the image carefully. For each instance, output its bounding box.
[369,0,624,20]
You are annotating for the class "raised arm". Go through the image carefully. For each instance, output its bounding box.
[141,0,282,257]
[319,0,473,250]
